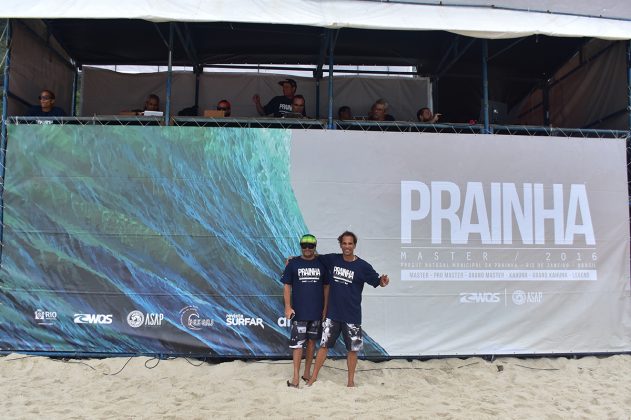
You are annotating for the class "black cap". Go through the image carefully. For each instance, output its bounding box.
[278,78,297,88]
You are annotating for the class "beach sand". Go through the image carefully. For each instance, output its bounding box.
[1,353,630,419]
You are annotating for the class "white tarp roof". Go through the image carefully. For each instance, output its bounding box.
[2,0,631,40]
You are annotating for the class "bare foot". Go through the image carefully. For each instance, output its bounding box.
[301,375,310,382]
[347,382,356,388]
[306,378,317,386]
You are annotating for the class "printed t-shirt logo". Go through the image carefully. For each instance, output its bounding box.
[333,266,354,285]
[298,267,320,283]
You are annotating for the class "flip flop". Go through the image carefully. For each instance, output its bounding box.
[286,380,299,388]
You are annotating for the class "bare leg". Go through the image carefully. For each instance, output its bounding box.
[347,351,358,387]
[290,347,303,387]
[306,347,328,386]
[302,339,316,381]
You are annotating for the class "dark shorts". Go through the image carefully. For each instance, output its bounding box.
[320,318,363,352]
[289,320,322,349]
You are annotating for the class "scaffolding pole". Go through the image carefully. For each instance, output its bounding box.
[481,40,490,134]
[0,19,11,263]
[165,23,173,125]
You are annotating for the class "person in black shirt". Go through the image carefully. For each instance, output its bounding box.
[417,107,442,123]
[281,234,329,388]
[338,106,353,120]
[307,231,389,387]
[252,78,297,117]
[26,89,66,117]
[368,98,395,121]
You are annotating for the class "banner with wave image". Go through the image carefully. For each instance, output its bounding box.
[0,125,388,357]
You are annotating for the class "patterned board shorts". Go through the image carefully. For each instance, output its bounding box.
[320,318,363,352]
[289,320,322,349]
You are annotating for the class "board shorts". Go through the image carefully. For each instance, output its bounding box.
[289,320,322,349]
[319,318,363,352]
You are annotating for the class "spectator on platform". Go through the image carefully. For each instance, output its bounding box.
[368,99,395,122]
[291,95,307,117]
[252,78,297,117]
[128,94,161,115]
[217,99,232,117]
[144,94,160,112]
[282,95,308,119]
[417,107,442,123]
[26,89,66,117]
[338,106,353,120]
[177,105,198,116]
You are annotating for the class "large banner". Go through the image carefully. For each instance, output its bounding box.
[0,125,629,356]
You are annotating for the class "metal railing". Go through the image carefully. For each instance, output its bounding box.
[7,116,631,139]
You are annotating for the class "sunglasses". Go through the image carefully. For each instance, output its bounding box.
[300,243,316,249]
[39,96,53,100]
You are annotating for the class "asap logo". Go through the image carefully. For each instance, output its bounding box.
[459,292,501,304]
[74,313,113,324]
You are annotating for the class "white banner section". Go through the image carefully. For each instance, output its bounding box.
[291,131,631,355]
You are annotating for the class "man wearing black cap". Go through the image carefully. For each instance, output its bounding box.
[252,78,300,117]
[281,234,329,388]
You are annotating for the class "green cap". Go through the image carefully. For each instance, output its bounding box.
[300,234,317,245]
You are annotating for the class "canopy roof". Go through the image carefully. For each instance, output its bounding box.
[3,1,627,124]
[3,0,631,39]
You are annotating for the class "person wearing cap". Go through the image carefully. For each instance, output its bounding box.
[252,78,299,118]
[306,230,389,388]
[281,234,329,388]
[217,99,231,117]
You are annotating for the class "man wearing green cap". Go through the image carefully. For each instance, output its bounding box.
[281,234,329,388]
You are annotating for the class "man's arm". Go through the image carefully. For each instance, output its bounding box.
[252,94,267,116]
[283,284,294,319]
[364,260,389,288]
[322,284,330,320]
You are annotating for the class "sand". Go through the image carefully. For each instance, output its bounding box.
[1,353,630,419]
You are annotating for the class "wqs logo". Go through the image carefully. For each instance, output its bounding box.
[74,313,113,325]
[459,292,501,304]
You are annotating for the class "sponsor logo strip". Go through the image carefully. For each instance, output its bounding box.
[401,269,596,281]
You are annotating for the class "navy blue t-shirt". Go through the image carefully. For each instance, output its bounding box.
[26,106,66,117]
[281,257,329,321]
[263,96,293,117]
[318,254,380,324]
